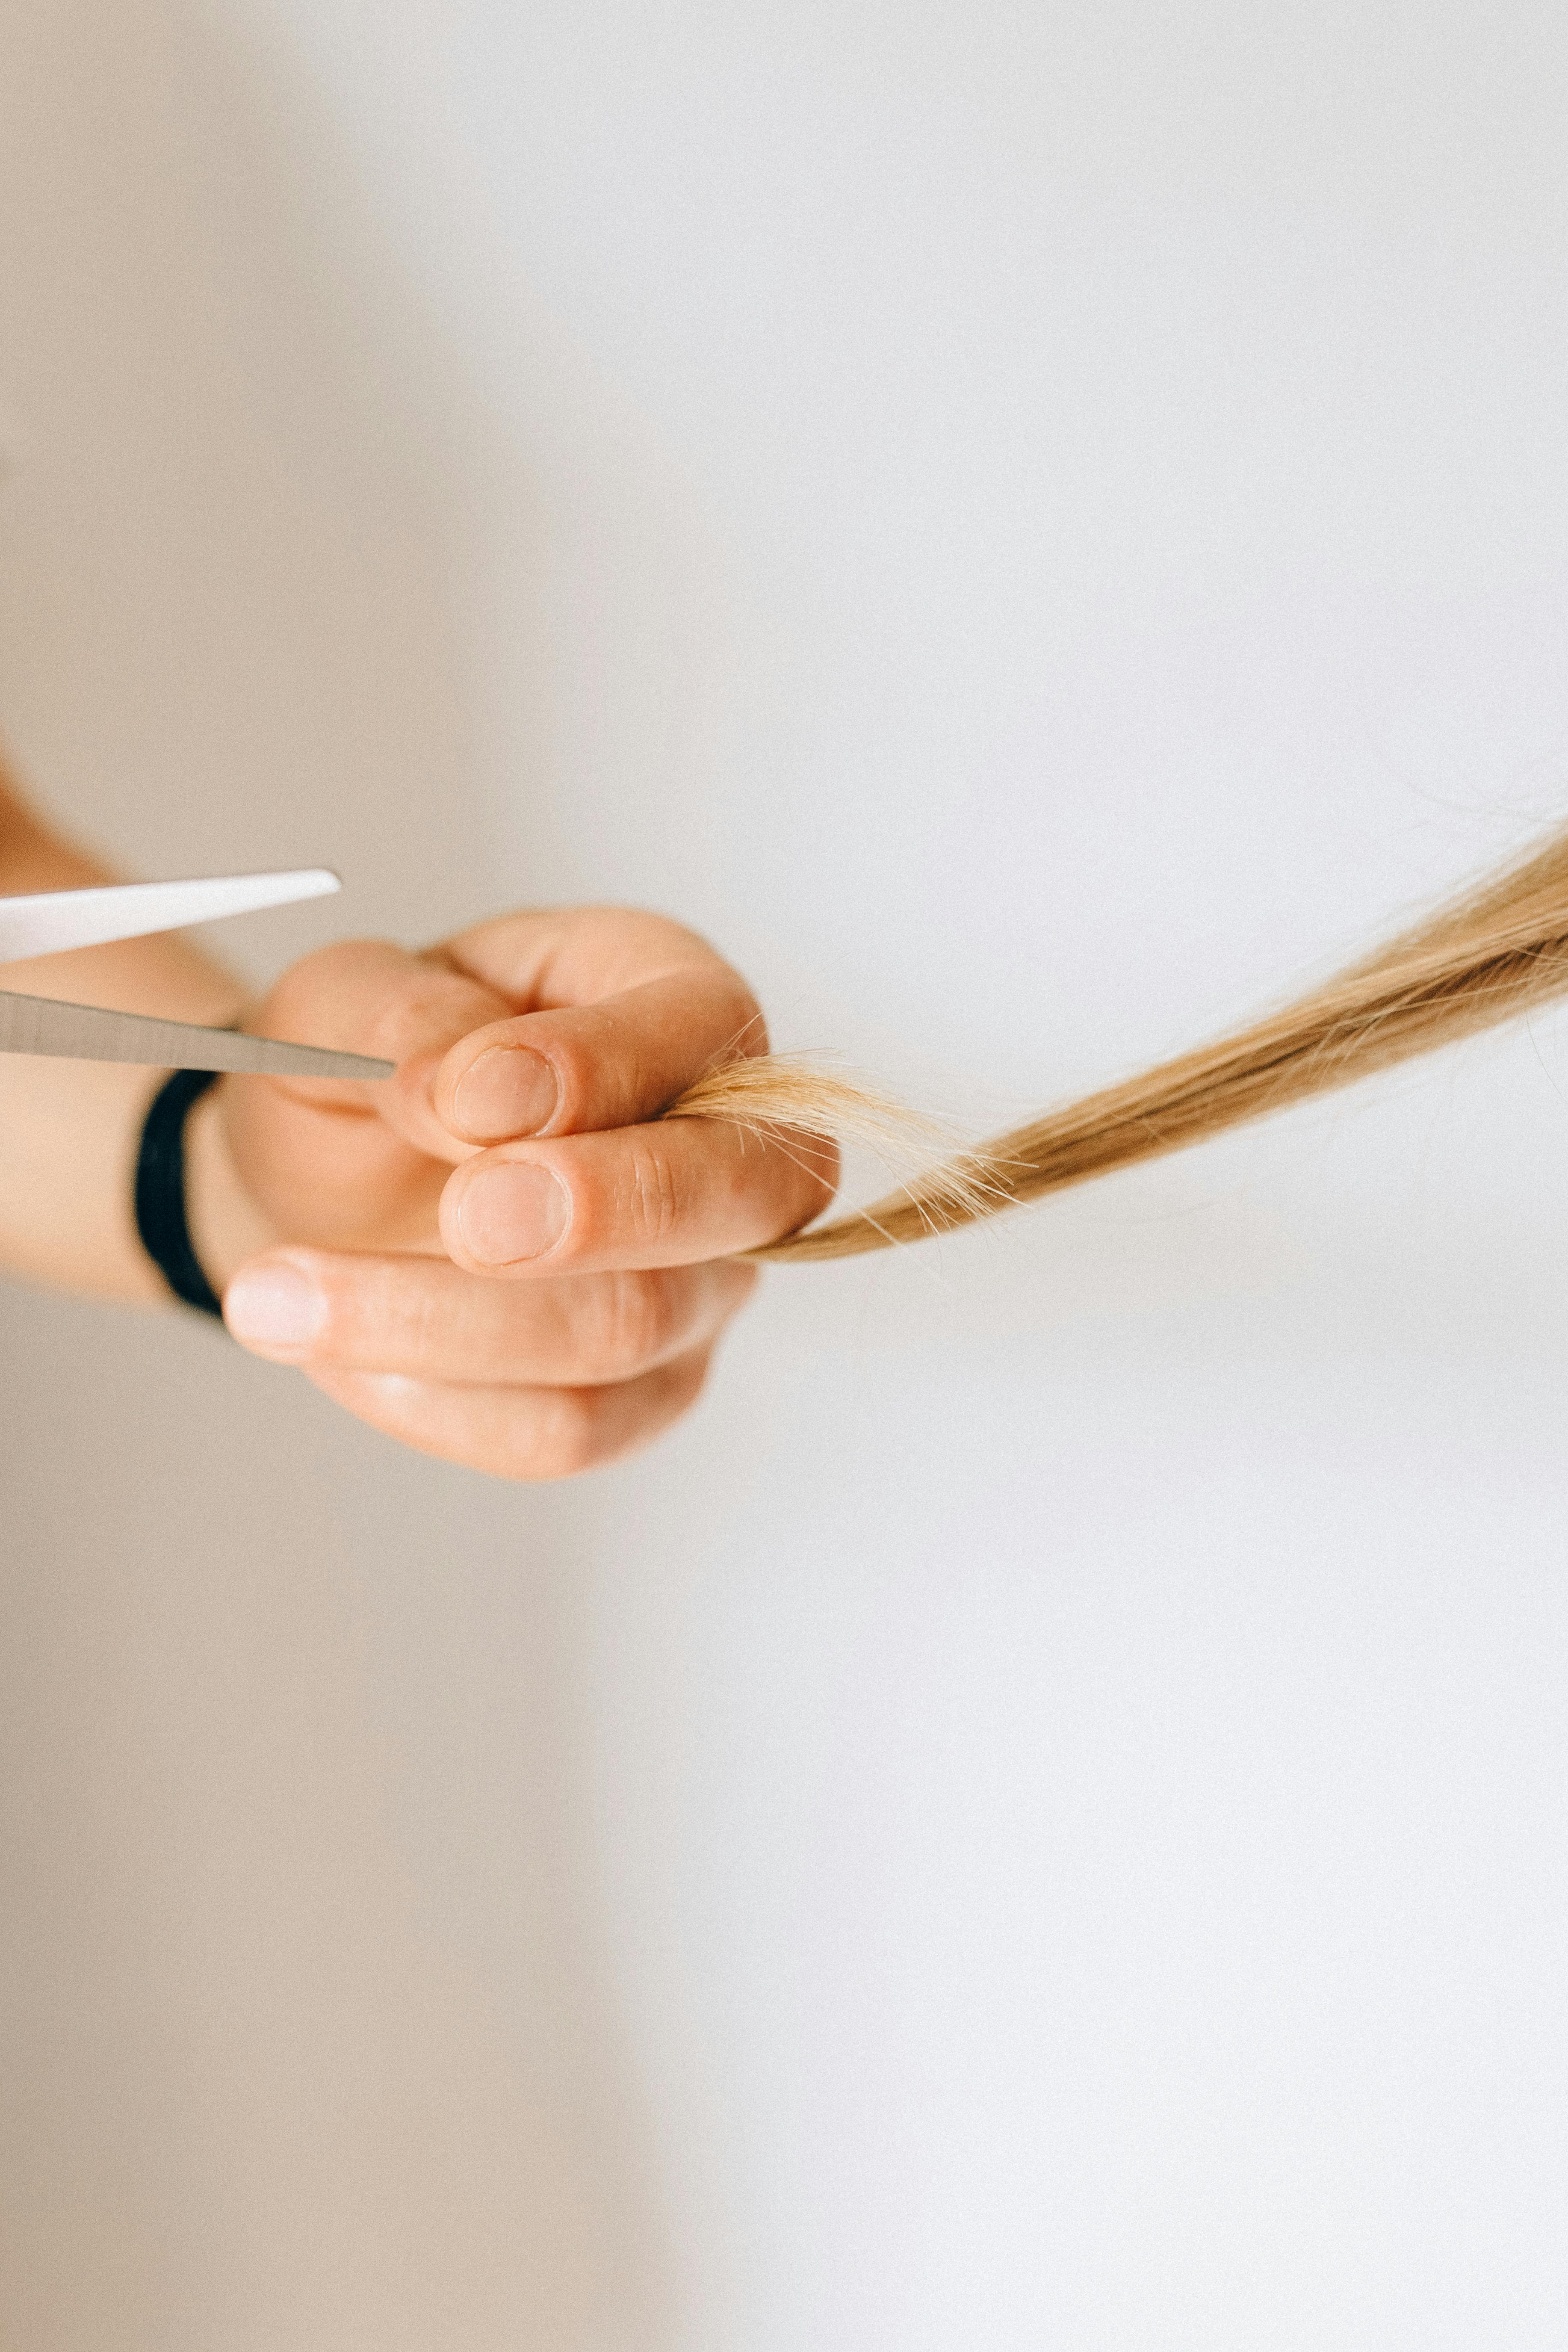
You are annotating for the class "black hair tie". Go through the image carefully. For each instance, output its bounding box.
[134,1067,226,1320]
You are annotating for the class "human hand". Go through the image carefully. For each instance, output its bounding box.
[189,908,837,1478]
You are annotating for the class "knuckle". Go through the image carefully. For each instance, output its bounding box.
[763,1133,839,1229]
[719,1261,762,1315]
[375,975,490,1066]
[402,1271,445,1370]
[723,980,768,1058]
[525,1389,605,1480]
[644,1347,712,1440]
[590,1271,680,1376]
[618,908,720,964]
[258,941,365,1037]
[624,1141,684,1248]
[800,1136,842,1214]
[695,970,767,1061]
[667,1347,712,1414]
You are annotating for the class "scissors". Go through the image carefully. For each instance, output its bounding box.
[0,868,394,1080]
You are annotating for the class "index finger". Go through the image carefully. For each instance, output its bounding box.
[434,910,767,1145]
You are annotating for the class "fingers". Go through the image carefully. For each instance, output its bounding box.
[305,1347,715,1481]
[443,904,734,1011]
[219,910,819,1344]
[433,966,765,1145]
[224,1247,757,1386]
[254,922,768,1171]
[218,942,526,1250]
[253,939,516,1160]
[222,1240,755,1479]
[438,1115,839,1276]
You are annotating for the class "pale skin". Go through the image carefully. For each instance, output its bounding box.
[0,762,837,1478]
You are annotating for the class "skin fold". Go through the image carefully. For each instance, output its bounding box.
[0,759,837,1479]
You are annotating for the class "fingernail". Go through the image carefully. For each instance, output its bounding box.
[224,1259,328,1359]
[457,1162,571,1264]
[452,1047,559,1140]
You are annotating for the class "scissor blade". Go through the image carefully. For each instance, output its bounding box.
[0,990,393,1079]
[0,869,341,963]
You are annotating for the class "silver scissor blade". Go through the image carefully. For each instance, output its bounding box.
[0,869,341,962]
[0,990,393,1079]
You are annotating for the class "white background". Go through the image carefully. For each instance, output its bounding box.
[3,3,1568,2343]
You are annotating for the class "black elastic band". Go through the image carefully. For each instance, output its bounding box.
[134,1067,225,1320]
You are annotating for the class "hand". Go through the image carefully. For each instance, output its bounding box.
[190,907,837,1478]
